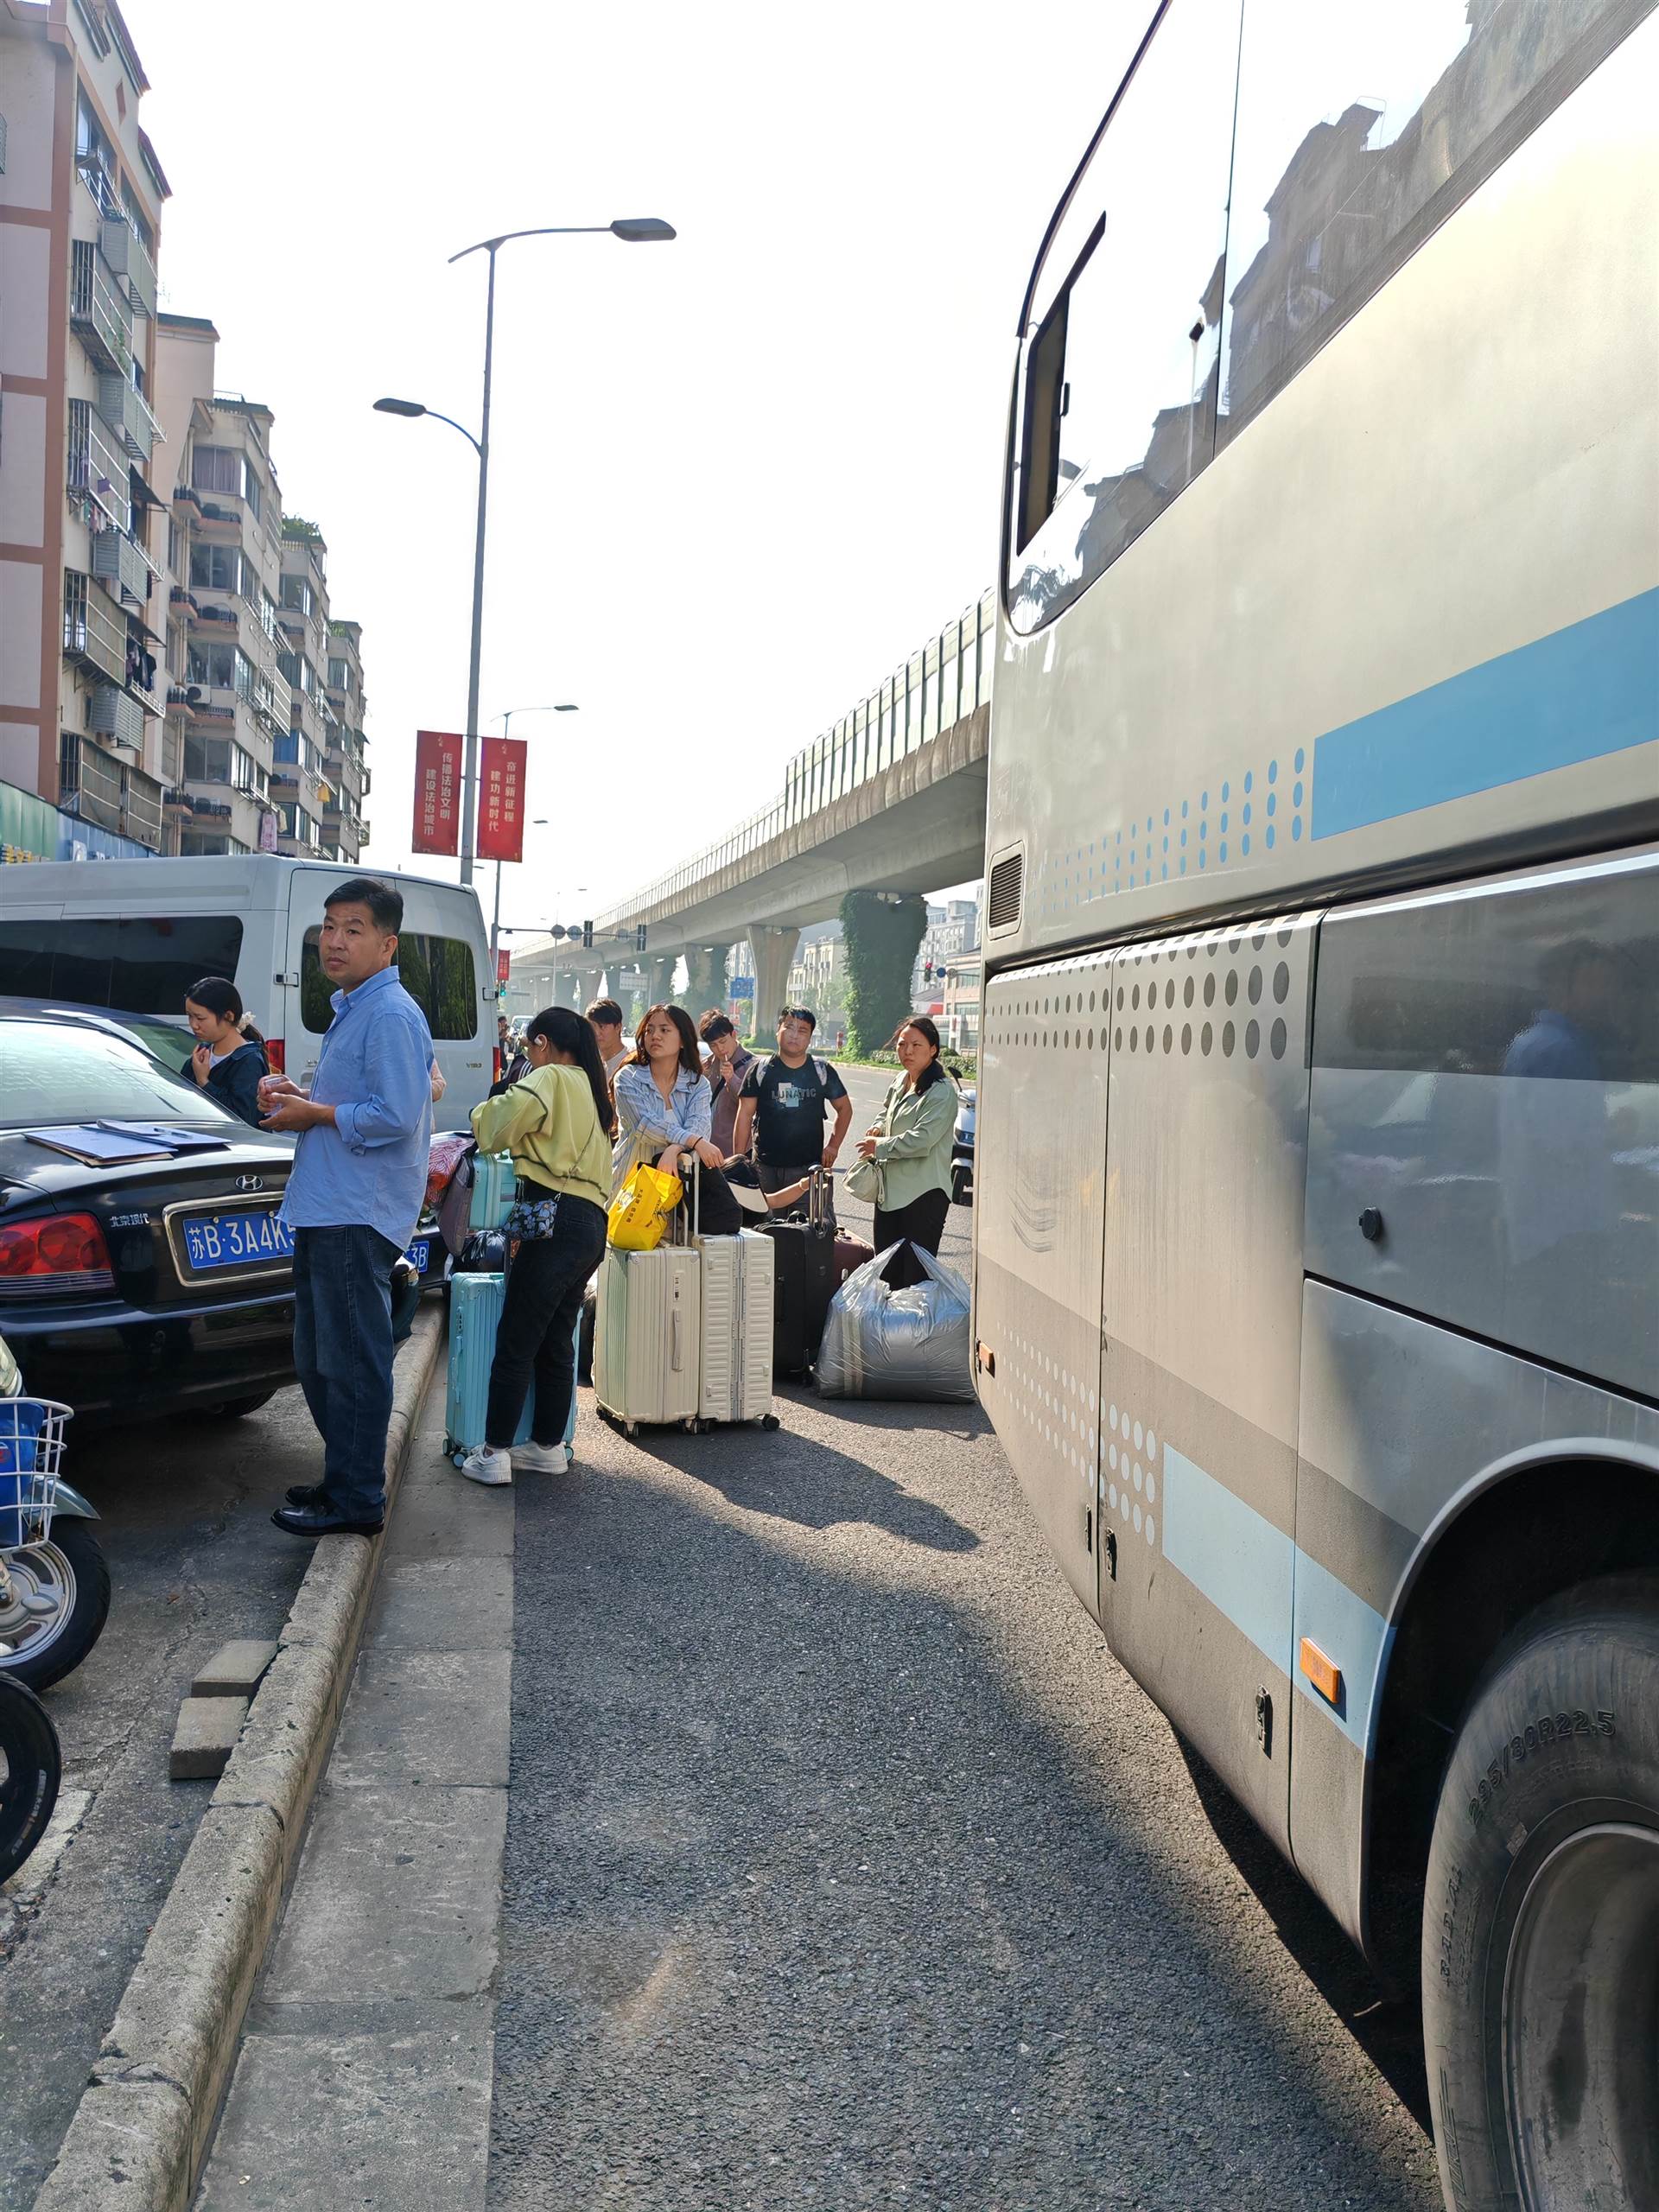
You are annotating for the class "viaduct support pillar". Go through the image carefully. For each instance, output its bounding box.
[645,956,676,1007]
[841,890,928,1056]
[746,925,800,1043]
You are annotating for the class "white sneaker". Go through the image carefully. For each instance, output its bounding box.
[512,1440,569,1475]
[457,1445,512,1485]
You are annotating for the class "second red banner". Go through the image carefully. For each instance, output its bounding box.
[477,734,527,863]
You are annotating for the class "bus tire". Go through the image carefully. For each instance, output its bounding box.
[1421,1574,1659,2212]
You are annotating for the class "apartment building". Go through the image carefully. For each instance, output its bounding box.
[151,315,291,855]
[322,617,368,863]
[0,0,170,861]
[276,522,369,864]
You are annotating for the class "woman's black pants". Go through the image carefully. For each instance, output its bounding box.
[485,1195,607,1447]
[873,1186,952,1291]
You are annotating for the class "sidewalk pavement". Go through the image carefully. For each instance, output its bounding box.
[193,1384,512,2212]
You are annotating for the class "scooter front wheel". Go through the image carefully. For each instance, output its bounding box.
[0,1520,111,1693]
[0,1675,60,1885]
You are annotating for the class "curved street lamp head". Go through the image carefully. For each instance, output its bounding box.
[610,217,677,243]
[372,397,427,417]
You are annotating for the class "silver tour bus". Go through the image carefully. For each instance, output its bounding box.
[972,4,1657,2207]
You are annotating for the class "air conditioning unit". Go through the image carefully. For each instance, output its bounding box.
[90,684,144,749]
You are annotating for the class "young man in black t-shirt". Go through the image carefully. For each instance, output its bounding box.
[733,1006,851,1220]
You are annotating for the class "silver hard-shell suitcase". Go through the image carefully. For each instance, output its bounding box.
[696,1229,778,1427]
[594,1243,701,1434]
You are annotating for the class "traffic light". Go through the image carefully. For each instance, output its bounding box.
[635,923,648,953]
[923,961,934,983]
[582,918,594,949]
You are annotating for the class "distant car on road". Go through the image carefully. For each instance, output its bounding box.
[0,1008,298,1427]
[951,1084,975,1206]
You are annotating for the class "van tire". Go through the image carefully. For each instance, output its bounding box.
[1421,1575,1659,2212]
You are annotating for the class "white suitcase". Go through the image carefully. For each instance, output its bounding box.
[594,1243,700,1433]
[696,1230,779,1427]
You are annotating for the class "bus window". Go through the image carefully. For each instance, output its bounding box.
[0,916,245,1010]
[1007,0,1242,632]
[1220,0,1632,440]
[301,926,479,1040]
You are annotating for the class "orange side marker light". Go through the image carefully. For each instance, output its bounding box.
[1300,1637,1343,1708]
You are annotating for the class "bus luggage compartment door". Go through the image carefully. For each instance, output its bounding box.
[1095,915,1318,1853]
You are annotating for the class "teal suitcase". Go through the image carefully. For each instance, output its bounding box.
[443,1272,580,1464]
[468,1154,517,1232]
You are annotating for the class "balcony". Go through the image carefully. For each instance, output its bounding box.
[67,399,130,532]
[189,796,233,821]
[89,684,145,749]
[169,584,200,616]
[122,765,163,850]
[63,575,127,687]
[76,155,121,223]
[70,238,130,375]
[171,483,203,517]
[164,787,196,817]
[189,601,238,632]
[187,696,236,726]
[195,500,243,537]
[96,371,162,463]
[98,215,158,319]
[91,526,154,609]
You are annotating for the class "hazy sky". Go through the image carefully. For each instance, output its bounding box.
[125,1,1146,929]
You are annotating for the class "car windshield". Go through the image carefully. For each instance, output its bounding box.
[104,1013,197,1068]
[0,1020,243,1132]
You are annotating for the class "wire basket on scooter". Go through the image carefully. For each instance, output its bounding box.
[0,1399,72,1551]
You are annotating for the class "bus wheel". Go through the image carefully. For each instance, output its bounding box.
[1421,1576,1659,2212]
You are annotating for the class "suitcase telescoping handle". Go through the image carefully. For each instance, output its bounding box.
[807,1162,827,1230]
[671,1154,701,1243]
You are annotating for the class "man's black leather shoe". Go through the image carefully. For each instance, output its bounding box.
[270,1504,385,1539]
[285,1481,328,1509]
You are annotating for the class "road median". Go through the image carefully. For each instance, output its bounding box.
[32,1303,446,2212]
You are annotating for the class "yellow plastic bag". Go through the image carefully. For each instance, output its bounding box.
[607,1163,683,1250]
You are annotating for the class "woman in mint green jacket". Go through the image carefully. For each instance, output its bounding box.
[855,1016,958,1289]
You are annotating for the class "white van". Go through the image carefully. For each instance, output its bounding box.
[0,855,493,1128]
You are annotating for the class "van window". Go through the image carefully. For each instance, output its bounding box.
[301,927,478,1041]
[0,916,245,1012]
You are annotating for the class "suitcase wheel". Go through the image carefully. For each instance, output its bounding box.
[760,1414,780,1431]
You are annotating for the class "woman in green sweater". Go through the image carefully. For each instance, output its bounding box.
[856,1015,959,1290]
[458,1005,614,1485]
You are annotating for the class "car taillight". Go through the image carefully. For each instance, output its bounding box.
[265,1039,286,1074]
[0,1212,116,1298]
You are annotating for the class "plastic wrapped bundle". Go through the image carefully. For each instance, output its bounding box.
[815,1243,975,1402]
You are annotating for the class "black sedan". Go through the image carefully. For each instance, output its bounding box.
[0,1010,297,1426]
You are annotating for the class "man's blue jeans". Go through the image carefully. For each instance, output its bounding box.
[292,1224,400,1521]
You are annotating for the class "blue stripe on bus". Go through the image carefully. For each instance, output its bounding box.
[1160,1445,1391,1754]
[1312,587,1659,841]
[1161,1446,1294,1673]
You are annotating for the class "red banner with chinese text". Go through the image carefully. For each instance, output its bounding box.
[411,730,462,855]
[477,734,527,863]
[496,949,512,987]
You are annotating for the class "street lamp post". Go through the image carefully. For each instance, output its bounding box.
[372,215,674,890]
[487,707,576,980]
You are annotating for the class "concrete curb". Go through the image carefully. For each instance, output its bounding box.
[33,1304,447,2212]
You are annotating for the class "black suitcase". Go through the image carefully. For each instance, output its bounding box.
[762,1169,837,1377]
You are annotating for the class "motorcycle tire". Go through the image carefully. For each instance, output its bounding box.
[0,1675,60,1885]
[0,1520,112,1694]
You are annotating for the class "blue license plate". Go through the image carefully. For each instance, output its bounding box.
[405,1239,431,1274]
[181,1210,295,1272]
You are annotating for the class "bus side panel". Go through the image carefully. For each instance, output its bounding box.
[974,953,1113,1621]
[1096,916,1319,1855]
[1293,1281,1659,1952]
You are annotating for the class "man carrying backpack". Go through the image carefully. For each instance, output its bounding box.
[733,1006,851,1224]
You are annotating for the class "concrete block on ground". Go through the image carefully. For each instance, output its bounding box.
[194,2005,493,2212]
[169,1695,249,1781]
[192,1639,279,1698]
[263,1781,506,2004]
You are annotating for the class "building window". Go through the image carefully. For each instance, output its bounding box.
[280,574,312,614]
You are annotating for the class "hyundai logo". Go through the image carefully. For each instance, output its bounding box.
[234,1174,265,1194]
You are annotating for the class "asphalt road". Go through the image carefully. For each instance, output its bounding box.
[0,1383,319,2209]
[488,1090,1440,2211]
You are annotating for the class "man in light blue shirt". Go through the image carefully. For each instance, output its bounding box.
[259,876,433,1536]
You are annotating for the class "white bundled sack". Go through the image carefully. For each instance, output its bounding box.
[815,1243,975,1402]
